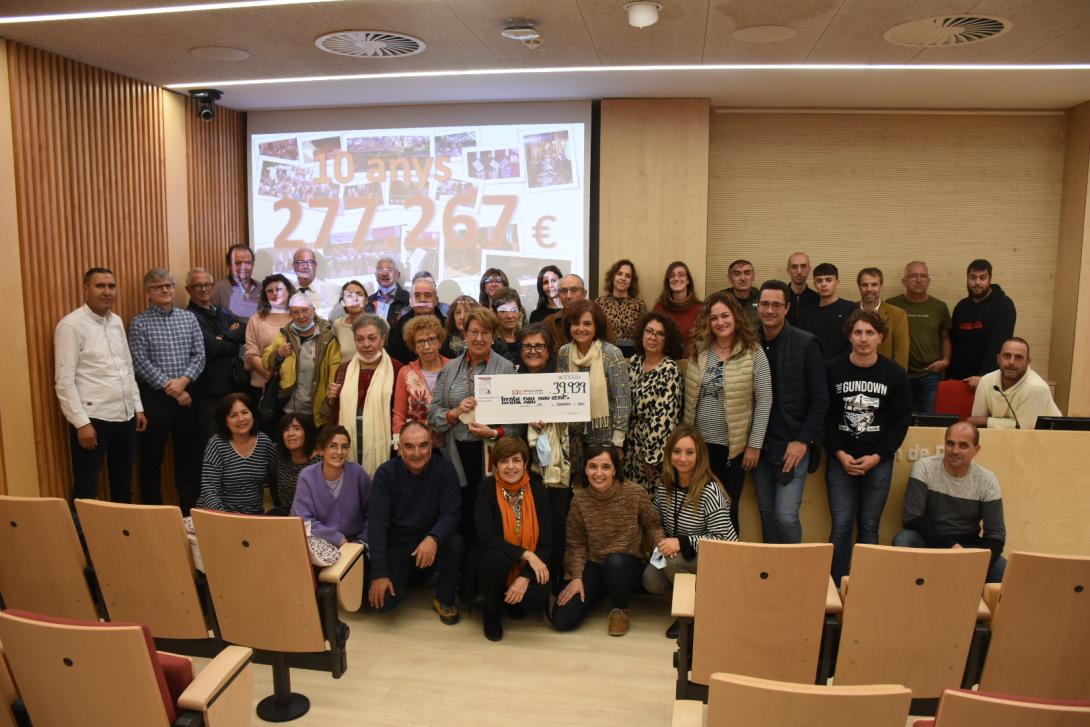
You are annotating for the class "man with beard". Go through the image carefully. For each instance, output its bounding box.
[857,267,909,371]
[969,338,1060,429]
[949,259,1017,389]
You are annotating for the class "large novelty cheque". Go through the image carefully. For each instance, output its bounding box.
[473,373,590,425]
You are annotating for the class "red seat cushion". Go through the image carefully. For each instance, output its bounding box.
[935,380,975,421]
[4,609,192,723]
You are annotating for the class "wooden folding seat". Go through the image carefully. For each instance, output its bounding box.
[74,499,221,655]
[671,540,836,700]
[0,496,98,620]
[979,551,1090,700]
[0,609,252,727]
[191,509,364,722]
[672,672,911,727]
[832,544,990,714]
[914,689,1090,727]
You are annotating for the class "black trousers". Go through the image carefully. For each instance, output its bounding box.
[476,549,550,616]
[551,553,645,632]
[547,487,573,594]
[138,386,201,511]
[69,418,137,502]
[455,439,484,543]
[367,534,466,611]
[707,443,746,537]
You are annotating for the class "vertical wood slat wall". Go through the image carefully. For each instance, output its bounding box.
[7,43,168,499]
[186,98,247,274]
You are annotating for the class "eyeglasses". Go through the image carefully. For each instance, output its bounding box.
[496,305,520,314]
[643,327,666,339]
[293,259,317,268]
[415,336,439,348]
[484,277,503,284]
[467,329,493,339]
[149,283,175,291]
[558,286,584,295]
[521,343,548,353]
[758,301,786,310]
[375,267,395,275]
[188,283,213,291]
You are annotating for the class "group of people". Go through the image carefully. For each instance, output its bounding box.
[53,246,1055,639]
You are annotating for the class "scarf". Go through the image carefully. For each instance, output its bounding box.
[660,292,700,313]
[338,350,394,476]
[496,470,539,586]
[568,339,610,431]
[527,423,571,488]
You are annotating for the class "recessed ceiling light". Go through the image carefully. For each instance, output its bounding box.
[165,63,1090,90]
[732,26,798,43]
[189,46,251,62]
[0,0,348,24]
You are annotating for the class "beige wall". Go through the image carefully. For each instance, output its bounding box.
[1052,102,1090,415]
[599,99,710,302]
[706,111,1065,379]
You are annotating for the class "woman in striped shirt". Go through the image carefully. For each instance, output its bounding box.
[643,424,737,638]
[683,291,773,536]
[196,393,275,514]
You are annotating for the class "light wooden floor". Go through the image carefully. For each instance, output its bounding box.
[197,589,680,726]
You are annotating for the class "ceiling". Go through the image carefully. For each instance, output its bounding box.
[2,0,1090,111]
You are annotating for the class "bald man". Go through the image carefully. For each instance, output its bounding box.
[785,252,819,327]
[893,421,1006,582]
[387,277,447,364]
[546,273,587,345]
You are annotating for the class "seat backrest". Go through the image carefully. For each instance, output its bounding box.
[707,672,911,727]
[692,541,833,685]
[933,689,1090,727]
[980,551,1090,700]
[0,609,177,726]
[191,509,326,653]
[75,499,209,640]
[834,544,989,699]
[0,496,97,620]
[934,380,974,421]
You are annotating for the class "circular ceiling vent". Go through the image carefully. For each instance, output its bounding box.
[884,16,1011,47]
[315,30,426,58]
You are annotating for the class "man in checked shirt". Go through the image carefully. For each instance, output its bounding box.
[128,267,205,511]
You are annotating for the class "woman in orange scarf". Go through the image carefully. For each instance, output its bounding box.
[473,436,553,641]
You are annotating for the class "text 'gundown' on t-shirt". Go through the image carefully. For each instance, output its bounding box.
[825,354,912,462]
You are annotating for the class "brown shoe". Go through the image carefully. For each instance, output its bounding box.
[433,598,460,625]
[608,608,630,637]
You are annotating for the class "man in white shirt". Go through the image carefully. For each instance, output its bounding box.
[969,337,1060,429]
[54,267,147,502]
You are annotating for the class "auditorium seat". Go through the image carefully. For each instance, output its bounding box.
[0,495,98,621]
[0,609,252,727]
[671,541,834,700]
[191,509,364,722]
[75,499,222,656]
[832,545,990,714]
[671,672,911,727]
[934,379,975,421]
[0,635,18,727]
[978,551,1090,700]
[913,689,1090,727]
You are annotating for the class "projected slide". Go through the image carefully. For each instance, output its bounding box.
[251,123,586,315]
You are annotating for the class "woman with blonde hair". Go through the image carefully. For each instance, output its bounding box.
[643,424,737,638]
[392,314,448,449]
[683,291,772,536]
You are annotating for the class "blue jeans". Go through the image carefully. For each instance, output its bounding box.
[826,456,894,584]
[753,452,809,544]
[910,372,941,414]
[892,529,1007,583]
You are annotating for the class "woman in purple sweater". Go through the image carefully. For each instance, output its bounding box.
[292,425,372,546]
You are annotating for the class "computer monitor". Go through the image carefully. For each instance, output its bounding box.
[911,413,959,428]
[1034,416,1090,431]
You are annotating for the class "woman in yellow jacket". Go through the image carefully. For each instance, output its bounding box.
[262,292,341,429]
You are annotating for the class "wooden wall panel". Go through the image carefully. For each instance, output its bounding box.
[186,96,247,276]
[707,111,1065,379]
[599,99,710,302]
[7,42,168,499]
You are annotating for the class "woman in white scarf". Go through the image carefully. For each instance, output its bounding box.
[325,313,402,476]
[555,300,632,480]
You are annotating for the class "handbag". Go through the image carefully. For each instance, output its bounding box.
[257,372,282,425]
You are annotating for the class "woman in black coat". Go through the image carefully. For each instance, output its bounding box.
[474,436,552,642]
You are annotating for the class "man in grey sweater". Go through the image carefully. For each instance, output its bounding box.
[893,421,1006,582]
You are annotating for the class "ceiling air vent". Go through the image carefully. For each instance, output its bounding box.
[315,30,426,58]
[884,16,1011,48]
